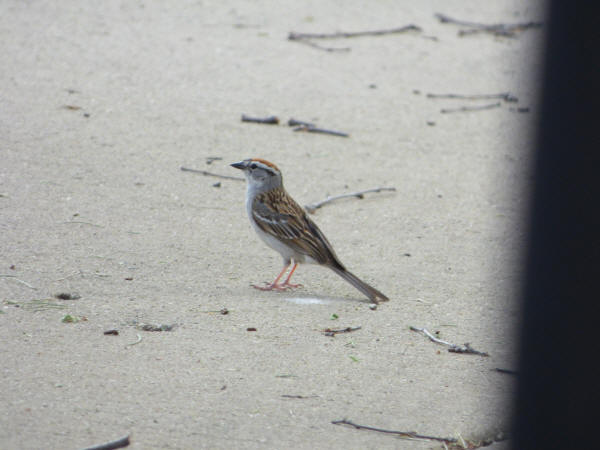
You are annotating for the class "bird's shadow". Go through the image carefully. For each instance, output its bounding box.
[282,293,370,306]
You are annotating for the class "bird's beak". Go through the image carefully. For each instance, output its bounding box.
[230,161,246,170]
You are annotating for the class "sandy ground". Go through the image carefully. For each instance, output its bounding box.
[1,1,545,449]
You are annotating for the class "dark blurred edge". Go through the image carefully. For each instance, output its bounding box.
[513,1,600,449]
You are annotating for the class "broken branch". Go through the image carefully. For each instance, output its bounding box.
[322,326,361,337]
[292,39,350,52]
[83,434,130,450]
[409,326,489,356]
[241,114,279,124]
[427,92,518,103]
[305,187,396,213]
[281,394,318,399]
[288,118,315,127]
[289,25,421,41]
[289,25,421,52]
[180,166,244,181]
[293,124,349,137]
[332,419,457,444]
[440,102,501,113]
[435,13,542,37]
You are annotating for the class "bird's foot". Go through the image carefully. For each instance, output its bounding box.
[252,282,291,292]
[281,281,303,289]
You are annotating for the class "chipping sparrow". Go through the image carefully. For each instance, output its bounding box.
[231,158,389,304]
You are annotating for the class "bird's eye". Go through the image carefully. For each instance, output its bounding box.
[250,163,257,170]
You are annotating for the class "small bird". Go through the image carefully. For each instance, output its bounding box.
[231,158,389,304]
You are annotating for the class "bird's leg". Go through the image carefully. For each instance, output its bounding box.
[280,263,302,289]
[252,264,292,291]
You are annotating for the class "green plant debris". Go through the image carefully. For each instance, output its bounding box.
[349,355,359,362]
[330,313,339,320]
[130,320,176,332]
[62,314,79,323]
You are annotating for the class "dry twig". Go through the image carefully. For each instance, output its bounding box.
[288,118,349,137]
[281,394,318,399]
[288,25,421,52]
[409,326,489,356]
[427,92,518,103]
[441,103,501,113]
[292,39,350,52]
[180,166,244,181]
[435,13,542,37]
[63,220,104,227]
[289,25,421,41]
[292,124,349,137]
[82,434,130,450]
[288,118,315,127]
[332,419,457,444]
[305,187,396,213]
[322,326,361,337]
[241,114,279,124]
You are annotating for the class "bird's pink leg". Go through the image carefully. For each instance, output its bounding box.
[252,264,291,291]
[280,263,302,289]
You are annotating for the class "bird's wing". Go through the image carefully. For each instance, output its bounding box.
[252,190,342,267]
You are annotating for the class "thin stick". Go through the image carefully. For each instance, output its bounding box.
[180,166,244,181]
[289,25,421,41]
[409,326,489,356]
[293,39,351,52]
[427,92,518,103]
[322,326,361,337]
[331,419,457,444]
[288,118,315,127]
[53,270,110,282]
[201,308,230,315]
[281,394,318,399]
[440,102,501,113]
[63,220,104,228]
[305,187,396,213]
[0,274,37,290]
[435,13,542,37]
[293,125,349,137]
[83,434,130,450]
[241,114,279,124]
[448,343,489,356]
[494,367,518,376]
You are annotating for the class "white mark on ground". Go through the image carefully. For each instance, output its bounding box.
[284,297,331,305]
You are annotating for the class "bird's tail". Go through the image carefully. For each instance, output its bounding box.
[331,267,390,304]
